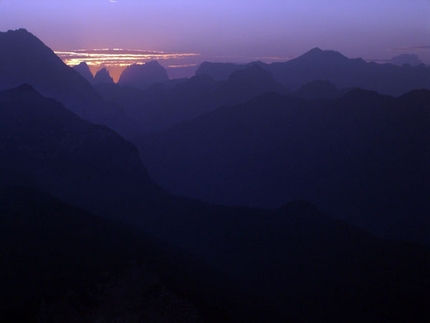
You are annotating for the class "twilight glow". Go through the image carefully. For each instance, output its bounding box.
[55,49,200,67]
[1,0,429,79]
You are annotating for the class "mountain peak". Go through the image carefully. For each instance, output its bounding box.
[73,62,94,84]
[94,68,114,84]
[298,47,348,62]
[308,47,323,53]
[5,28,31,35]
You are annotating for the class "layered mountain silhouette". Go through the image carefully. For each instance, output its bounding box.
[196,47,430,95]
[96,65,289,133]
[2,84,429,322]
[136,89,430,244]
[2,27,430,323]
[0,29,135,137]
[118,61,169,89]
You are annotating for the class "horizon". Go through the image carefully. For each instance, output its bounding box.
[1,0,429,80]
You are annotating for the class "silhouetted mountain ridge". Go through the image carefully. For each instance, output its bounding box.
[72,62,94,83]
[196,48,430,95]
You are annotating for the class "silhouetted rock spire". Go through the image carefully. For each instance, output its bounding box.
[73,62,94,83]
[94,68,114,84]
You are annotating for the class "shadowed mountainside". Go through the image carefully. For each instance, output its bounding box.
[196,48,430,96]
[0,29,135,137]
[1,84,429,323]
[136,89,430,244]
[0,84,164,220]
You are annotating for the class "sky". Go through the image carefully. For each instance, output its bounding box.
[1,0,429,80]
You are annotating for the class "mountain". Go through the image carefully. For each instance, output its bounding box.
[72,62,94,83]
[135,89,430,244]
[195,48,430,95]
[0,29,135,137]
[93,67,114,84]
[0,84,164,220]
[118,61,169,89]
[96,65,289,134]
[1,85,429,322]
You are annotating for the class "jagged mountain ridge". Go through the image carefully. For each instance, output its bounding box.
[72,62,94,83]
[196,47,430,95]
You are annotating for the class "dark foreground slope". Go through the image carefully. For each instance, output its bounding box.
[0,29,135,137]
[0,187,261,323]
[1,85,429,322]
[136,89,430,244]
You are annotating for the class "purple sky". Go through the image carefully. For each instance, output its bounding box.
[1,0,429,79]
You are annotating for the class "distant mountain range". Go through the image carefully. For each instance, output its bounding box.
[2,29,428,137]
[136,88,430,244]
[196,47,430,96]
[94,48,429,134]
